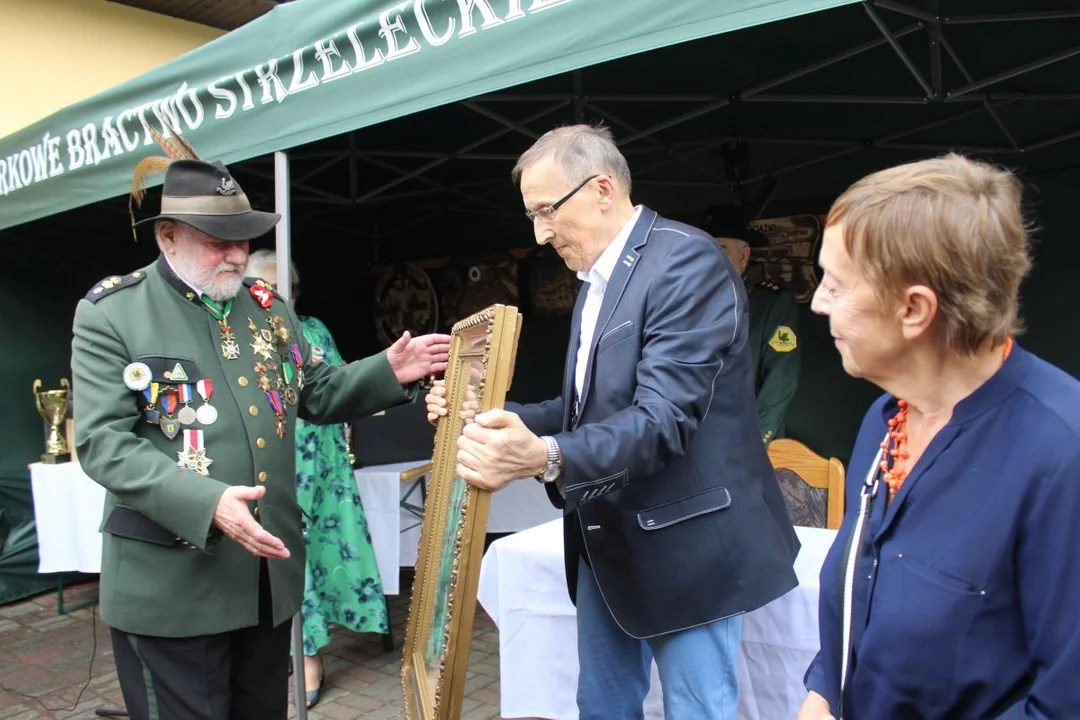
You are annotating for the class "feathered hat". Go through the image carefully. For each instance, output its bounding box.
[129,122,279,242]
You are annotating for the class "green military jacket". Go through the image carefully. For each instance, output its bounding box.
[745,278,801,443]
[72,255,411,638]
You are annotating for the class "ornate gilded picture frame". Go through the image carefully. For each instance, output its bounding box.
[402,303,522,720]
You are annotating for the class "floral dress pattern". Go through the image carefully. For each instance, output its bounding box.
[296,315,388,655]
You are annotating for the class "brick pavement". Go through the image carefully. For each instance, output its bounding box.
[0,580,505,720]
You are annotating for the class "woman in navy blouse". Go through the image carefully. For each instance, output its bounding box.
[797,154,1080,719]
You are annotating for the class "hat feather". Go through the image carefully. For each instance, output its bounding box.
[127,119,201,239]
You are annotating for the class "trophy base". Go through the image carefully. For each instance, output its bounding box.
[41,452,72,465]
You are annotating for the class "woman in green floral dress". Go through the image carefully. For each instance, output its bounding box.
[295,313,389,705]
[246,251,388,708]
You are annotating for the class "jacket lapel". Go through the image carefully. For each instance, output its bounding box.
[576,207,656,419]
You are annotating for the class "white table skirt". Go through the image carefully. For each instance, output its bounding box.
[477,519,834,719]
[30,461,107,574]
[354,464,561,595]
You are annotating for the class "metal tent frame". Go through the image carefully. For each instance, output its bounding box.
[238,0,1079,247]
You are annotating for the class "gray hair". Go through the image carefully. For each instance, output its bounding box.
[512,124,632,195]
[246,248,299,287]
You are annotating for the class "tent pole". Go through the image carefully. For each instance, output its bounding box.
[944,10,1080,24]
[939,37,1019,149]
[947,45,1080,98]
[863,4,933,97]
[274,149,305,720]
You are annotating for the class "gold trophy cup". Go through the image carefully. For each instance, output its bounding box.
[33,378,72,464]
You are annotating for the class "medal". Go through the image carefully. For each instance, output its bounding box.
[195,379,217,425]
[142,382,161,424]
[176,429,213,475]
[266,390,286,438]
[177,384,197,425]
[159,417,180,440]
[160,388,178,417]
[123,362,152,391]
[250,282,274,309]
[284,387,298,406]
[199,296,238,360]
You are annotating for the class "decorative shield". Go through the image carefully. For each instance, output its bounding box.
[745,214,824,303]
[527,245,580,317]
[373,263,439,347]
[438,254,518,328]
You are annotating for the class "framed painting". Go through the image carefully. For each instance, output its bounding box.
[402,303,523,720]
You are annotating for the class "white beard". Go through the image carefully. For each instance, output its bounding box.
[171,251,245,302]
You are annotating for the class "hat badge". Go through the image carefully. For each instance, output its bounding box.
[217,176,237,196]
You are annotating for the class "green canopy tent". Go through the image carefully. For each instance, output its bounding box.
[1,0,1078,623]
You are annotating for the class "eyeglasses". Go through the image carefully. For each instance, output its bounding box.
[525,174,599,222]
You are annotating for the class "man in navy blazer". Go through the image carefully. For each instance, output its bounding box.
[438,125,799,719]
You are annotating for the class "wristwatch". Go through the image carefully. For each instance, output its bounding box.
[536,435,563,484]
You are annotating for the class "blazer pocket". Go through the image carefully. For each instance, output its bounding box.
[637,486,732,531]
[137,355,202,384]
[596,320,635,351]
[102,506,179,547]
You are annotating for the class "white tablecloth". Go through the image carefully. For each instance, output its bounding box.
[477,519,834,719]
[354,463,561,595]
[29,462,106,574]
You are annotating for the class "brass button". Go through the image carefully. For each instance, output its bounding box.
[256,438,266,449]
[249,405,259,416]
[258,471,268,483]
[238,376,249,387]
[253,507,260,518]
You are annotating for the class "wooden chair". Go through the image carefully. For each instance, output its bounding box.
[767,438,845,530]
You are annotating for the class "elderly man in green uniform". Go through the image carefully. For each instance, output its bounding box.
[703,205,801,443]
[71,158,451,720]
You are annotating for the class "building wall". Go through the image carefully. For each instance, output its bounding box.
[0,0,222,139]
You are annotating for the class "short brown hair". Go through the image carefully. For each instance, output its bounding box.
[827,153,1032,354]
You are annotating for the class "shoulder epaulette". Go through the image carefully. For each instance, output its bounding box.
[84,271,147,302]
[758,280,782,292]
[242,276,284,300]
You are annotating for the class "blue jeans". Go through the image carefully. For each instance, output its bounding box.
[576,560,742,720]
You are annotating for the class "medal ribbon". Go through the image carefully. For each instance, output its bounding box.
[142,382,160,407]
[290,344,303,368]
[160,390,178,416]
[196,379,214,403]
[266,390,283,417]
[199,296,233,323]
[178,383,194,404]
[183,428,204,452]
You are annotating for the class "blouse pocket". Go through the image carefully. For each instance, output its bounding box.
[901,555,985,596]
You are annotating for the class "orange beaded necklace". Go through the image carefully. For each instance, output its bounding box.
[880,336,1013,499]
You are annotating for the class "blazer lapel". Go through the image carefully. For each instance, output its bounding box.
[576,207,657,416]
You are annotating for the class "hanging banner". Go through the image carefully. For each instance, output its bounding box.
[0,0,857,231]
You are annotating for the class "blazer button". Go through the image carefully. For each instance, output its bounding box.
[258,471,268,483]
[238,376,249,387]
[253,507,260,518]
[256,438,266,449]
[249,405,259,416]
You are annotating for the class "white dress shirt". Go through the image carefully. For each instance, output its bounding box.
[573,206,642,406]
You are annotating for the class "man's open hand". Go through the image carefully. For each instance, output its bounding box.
[212,485,290,559]
[387,332,452,384]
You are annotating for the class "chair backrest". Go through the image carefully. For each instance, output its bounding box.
[767,438,845,530]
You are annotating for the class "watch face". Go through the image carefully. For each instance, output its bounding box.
[541,465,560,482]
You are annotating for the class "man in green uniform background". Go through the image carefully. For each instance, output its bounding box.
[703,205,801,443]
[71,158,451,720]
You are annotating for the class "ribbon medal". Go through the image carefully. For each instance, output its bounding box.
[142,382,161,424]
[195,379,217,425]
[176,429,213,475]
[123,362,152,391]
[250,283,273,309]
[177,384,197,426]
[159,417,180,440]
[266,390,286,438]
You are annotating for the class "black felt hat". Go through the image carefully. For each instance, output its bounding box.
[701,204,770,248]
[134,160,279,242]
